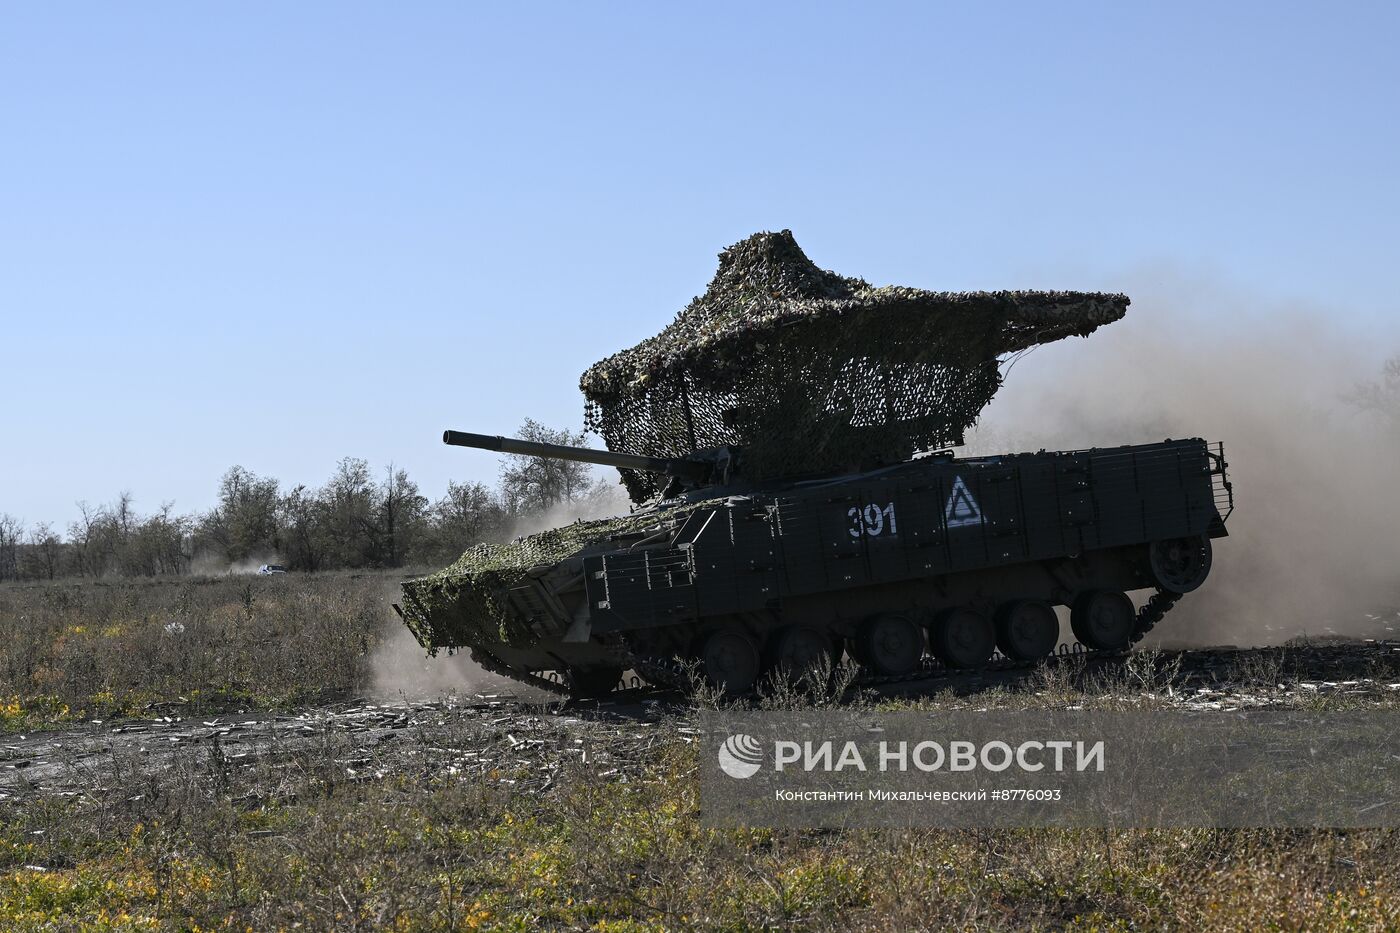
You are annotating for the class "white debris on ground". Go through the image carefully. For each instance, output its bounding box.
[5,638,1400,802]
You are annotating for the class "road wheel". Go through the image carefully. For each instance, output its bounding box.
[567,665,622,699]
[767,625,833,684]
[856,613,924,676]
[698,629,761,695]
[929,608,996,669]
[1148,535,1213,593]
[1071,590,1136,650]
[995,599,1060,661]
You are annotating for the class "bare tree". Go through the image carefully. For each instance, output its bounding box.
[127,504,191,576]
[0,513,23,582]
[24,522,62,580]
[278,484,324,572]
[499,419,595,514]
[69,501,104,577]
[199,466,280,563]
[380,464,428,567]
[431,480,505,559]
[321,457,378,568]
[114,491,136,540]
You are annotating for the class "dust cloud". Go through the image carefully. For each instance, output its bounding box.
[189,552,286,576]
[503,482,633,540]
[369,622,538,702]
[965,274,1400,647]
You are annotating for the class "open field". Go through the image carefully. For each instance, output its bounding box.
[0,572,407,730]
[4,575,1400,930]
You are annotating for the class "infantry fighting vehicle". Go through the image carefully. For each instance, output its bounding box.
[397,232,1234,696]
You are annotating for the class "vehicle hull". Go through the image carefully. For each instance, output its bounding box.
[399,438,1232,685]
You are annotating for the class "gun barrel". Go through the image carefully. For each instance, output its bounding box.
[442,430,709,480]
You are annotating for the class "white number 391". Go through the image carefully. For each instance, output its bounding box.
[848,502,898,539]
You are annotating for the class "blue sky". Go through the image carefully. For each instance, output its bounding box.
[3,2,1397,527]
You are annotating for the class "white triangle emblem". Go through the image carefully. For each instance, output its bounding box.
[944,476,984,528]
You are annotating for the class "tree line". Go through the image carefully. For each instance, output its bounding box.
[0,420,612,582]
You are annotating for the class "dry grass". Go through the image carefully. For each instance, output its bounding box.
[0,572,402,728]
[3,725,1399,931]
[5,575,1400,929]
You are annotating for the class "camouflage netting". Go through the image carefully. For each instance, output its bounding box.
[400,505,704,652]
[581,230,1129,502]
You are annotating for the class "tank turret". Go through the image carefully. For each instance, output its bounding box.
[580,229,1128,502]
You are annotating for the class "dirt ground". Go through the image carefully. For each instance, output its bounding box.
[8,636,1399,801]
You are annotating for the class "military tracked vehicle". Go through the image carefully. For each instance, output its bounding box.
[397,231,1234,696]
